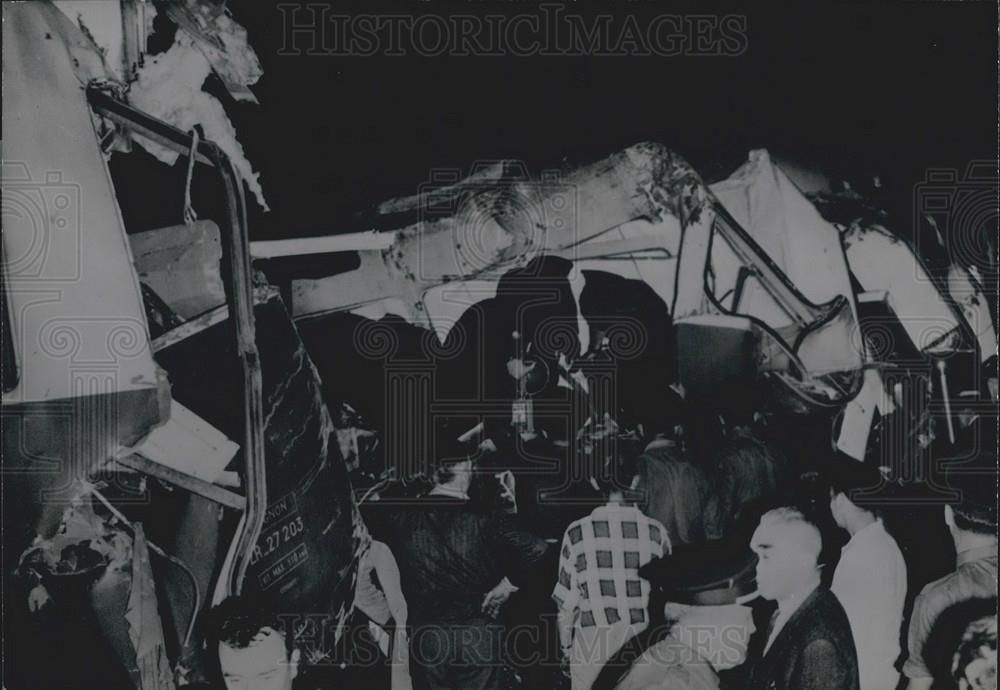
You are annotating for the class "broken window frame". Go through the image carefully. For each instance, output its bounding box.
[86,85,266,598]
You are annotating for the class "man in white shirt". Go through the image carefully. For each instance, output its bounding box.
[825,457,908,690]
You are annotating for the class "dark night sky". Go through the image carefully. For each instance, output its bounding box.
[122,2,999,244]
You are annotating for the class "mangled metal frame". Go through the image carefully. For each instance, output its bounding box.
[289,143,867,415]
[87,86,266,597]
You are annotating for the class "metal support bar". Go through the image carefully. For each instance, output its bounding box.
[250,231,396,258]
[151,304,230,352]
[115,453,247,511]
[88,86,267,596]
[711,202,824,326]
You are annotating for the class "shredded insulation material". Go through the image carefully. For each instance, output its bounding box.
[182,3,263,100]
[128,33,268,210]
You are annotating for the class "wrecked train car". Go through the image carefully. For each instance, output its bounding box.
[2,3,366,688]
[285,143,987,478]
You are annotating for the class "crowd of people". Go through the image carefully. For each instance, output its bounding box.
[199,398,997,690]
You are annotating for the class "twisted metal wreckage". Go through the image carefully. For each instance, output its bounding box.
[2,1,994,688]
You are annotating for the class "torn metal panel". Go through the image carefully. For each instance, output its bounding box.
[947,263,997,362]
[128,398,238,484]
[836,368,890,460]
[2,2,162,405]
[709,149,860,338]
[129,220,226,320]
[841,223,964,355]
[9,492,137,690]
[155,290,368,650]
[52,0,126,79]
[293,143,867,412]
[86,87,270,600]
[2,2,165,563]
[292,142,706,328]
[2,389,165,564]
[126,524,176,690]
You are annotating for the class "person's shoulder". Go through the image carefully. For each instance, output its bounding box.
[802,589,854,635]
[564,513,588,532]
[916,569,962,608]
[630,505,666,529]
[561,515,590,544]
[811,587,846,612]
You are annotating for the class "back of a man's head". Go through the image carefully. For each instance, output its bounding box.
[589,451,641,503]
[947,467,998,538]
[952,502,998,537]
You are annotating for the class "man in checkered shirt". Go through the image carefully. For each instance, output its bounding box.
[552,473,671,689]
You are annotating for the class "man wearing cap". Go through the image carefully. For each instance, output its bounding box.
[366,441,550,690]
[745,507,859,690]
[826,457,908,690]
[903,470,998,690]
[604,537,760,690]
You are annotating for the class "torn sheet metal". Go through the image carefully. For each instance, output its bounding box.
[129,220,226,320]
[53,0,154,84]
[947,263,997,362]
[126,524,176,690]
[52,0,127,79]
[11,491,137,689]
[155,289,368,650]
[2,2,166,562]
[292,142,706,331]
[836,367,890,460]
[2,2,161,405]
[130,398,239,484]
[710,149,859,334]
[841,223,964,354]
[294,143,866,412]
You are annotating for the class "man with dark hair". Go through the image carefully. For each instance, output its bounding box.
[903,469,998,690]
[366,438,549,690]
[825,456,908,690]
[949,604,997,690]
[744,507,859,690]
[706,430,790,540]
[923,597,997,690]
[207,595,300,690]
[633,420,713,548]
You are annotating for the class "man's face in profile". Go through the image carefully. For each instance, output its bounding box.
[750,517,820,602]
[219,627,299,690]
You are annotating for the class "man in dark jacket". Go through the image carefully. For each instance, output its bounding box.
[366,442,550,690]
[744,507,859,690]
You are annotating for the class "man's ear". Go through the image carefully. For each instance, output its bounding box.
[289,648,301,679]
[944,504,955,528]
